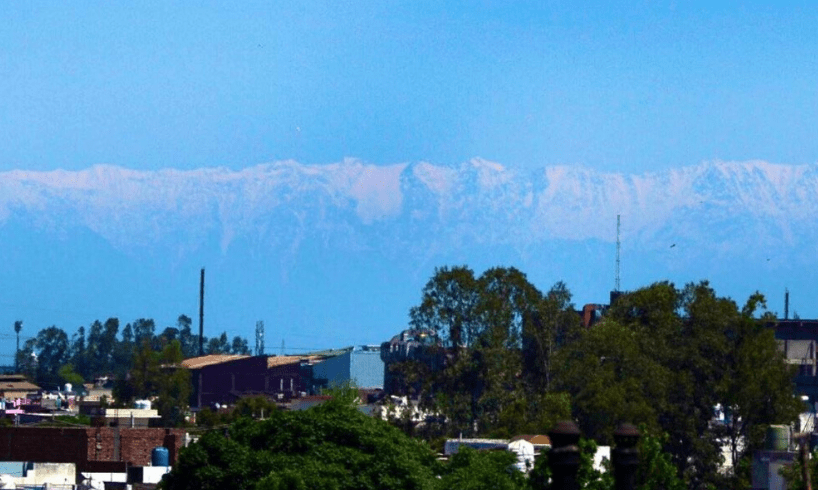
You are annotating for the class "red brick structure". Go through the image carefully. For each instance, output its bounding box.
[0,427,184,472]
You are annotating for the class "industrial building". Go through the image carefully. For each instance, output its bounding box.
[310,345,384,390]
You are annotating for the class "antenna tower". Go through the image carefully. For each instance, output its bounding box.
[615,215,621,291]
[255,321,265,356]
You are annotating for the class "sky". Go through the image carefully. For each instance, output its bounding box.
[1,2,816,175]
[1,2,818,365]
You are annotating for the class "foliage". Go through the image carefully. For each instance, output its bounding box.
[53,414,92,426]
[406,265,579,438]
[57,364,84,387]
[439,446,526,490]
[115,339,191,426]
[162,401,442,490]
[527,431,682,490]
[196,396,278,428]
[555,281,801,489]
[15,314,250,400]
[779,446,818,490]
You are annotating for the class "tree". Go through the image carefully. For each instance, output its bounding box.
[154,340,191,426]
[69,326,87,378]
[117,339,190,426]
[33,326,70,389]
[206,332,230,354]
[163,399,441,490]
[58,364,84,388]
[556,281,801,489]
[177,314,200,358]
[439,446,526,490]
[131,318,155,347]
[13,320,22,372]
[407,266,575,437]
[231,336,250,355]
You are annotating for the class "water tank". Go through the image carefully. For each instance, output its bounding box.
[134,399,152,410]
[151,446,169,467]
[766,425,790,451]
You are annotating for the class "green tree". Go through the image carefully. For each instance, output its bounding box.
[557,281,800,489]
[231,336,250,355]
[439,446,526,490]
[33,326,70,389]
[163,400,441,490]
[117,339,190,426]
[57,364,84,388]
[408,266,578,438]
[207,332,230,354]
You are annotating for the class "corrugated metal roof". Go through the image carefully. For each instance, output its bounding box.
[180,354,250,369]
[0,380,41,392]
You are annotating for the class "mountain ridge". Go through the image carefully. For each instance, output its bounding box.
[1,159,816,260]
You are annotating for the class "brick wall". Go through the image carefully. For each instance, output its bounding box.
[0,427,184,472]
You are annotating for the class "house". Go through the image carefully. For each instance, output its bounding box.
[0,374,41,400]
[380,329,444,395]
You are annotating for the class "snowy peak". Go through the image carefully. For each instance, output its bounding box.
[1,159,817,260]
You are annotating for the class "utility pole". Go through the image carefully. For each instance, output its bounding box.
[199,268,205,357]
[13,321,22,373]
[615,214,621,292]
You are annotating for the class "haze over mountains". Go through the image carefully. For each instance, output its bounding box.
[1,159,816,363]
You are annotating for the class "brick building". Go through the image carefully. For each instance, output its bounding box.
[181,354,330,408]
[0,427,184,473]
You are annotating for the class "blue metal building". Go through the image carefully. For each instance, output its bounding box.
[311,346,384,390]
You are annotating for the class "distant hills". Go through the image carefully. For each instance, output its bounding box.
[1,158,817,357]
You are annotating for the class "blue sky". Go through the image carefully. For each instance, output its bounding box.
[1,2,818,365]
[2,2,816,174]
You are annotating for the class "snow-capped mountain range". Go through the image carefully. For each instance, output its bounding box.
[1,158,816,359]
[3,158,816,257]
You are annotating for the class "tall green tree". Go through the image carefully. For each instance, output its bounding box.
[33,326,70,389]
[407,266,575,437]
[556,281,800,489]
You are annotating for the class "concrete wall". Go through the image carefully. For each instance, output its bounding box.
[311,351,351,390]
[350,348,383,389]
[311,347,384,391]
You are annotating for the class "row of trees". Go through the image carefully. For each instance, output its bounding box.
[397,265,800,489]
[15,314,250,389]
[164,389,683,490]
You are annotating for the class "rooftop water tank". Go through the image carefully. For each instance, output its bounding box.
[766,425,790,451]
[151,446,169,467]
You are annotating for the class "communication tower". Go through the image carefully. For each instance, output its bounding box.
[255,321,265,356]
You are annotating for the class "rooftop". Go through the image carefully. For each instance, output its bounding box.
[180,354,250,369]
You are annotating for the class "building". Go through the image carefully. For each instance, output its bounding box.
[310,346,384,390]
[769,320,818,403]
[0,374,40,400]
[380,329,444,395]
[180,353,336,408]
[0,426,184,473]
